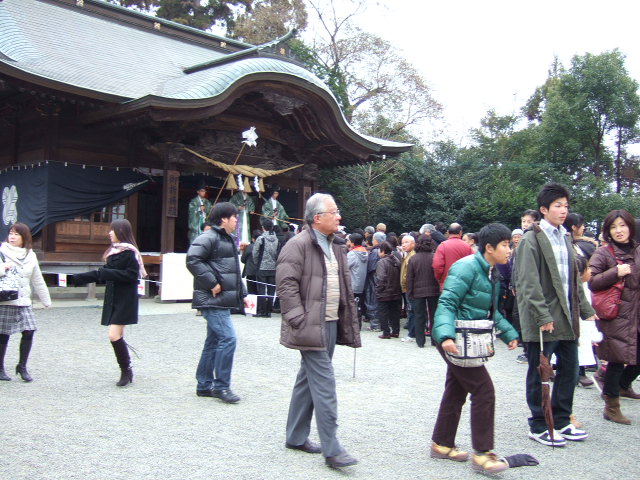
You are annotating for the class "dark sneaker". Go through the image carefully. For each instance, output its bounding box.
[212,389,241,403]
[528,430,566,447]
[557,424,588,441]
[516,354,528,364]
[196,389,215,397]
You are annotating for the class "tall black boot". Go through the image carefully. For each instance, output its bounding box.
[0,335,10,381]
[111,337,133,387]
[16,330,34,382]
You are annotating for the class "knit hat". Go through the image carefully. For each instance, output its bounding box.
[512,228,524,237]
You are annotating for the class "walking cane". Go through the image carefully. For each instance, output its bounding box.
[353,349,357,378]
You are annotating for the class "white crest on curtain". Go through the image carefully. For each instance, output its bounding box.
[2,185,18,226]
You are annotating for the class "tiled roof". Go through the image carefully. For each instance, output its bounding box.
[0,0,412,151]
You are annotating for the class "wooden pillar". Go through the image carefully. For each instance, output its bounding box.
[161,169,179,253]
[298,178,313,222]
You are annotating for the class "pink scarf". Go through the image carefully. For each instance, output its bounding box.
[105,242,148,279]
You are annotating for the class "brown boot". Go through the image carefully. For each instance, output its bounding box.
[603,395,631,425]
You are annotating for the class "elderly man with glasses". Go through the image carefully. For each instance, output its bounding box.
[277,193,361,469]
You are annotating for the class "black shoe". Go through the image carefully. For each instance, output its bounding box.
[212,389,240,403]
[15,364,32,382]
[0,368,10,381]
[196,388,216,397]
[325,451,358,468]
[286,439,322,454]
[116,368,133,387]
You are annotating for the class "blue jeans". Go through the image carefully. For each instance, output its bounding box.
[196,308,236,391]
[525,339,579,433]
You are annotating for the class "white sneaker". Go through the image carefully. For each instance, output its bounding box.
[557,423,588,441]
[528,429,567,447]
[401,336,415,343]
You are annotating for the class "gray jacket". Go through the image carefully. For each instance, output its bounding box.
[347,248,368,294]
[253,232,279,273]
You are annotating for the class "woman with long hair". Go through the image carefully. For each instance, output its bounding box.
[563,212,598,259]
[74,219,147,387]
[589,209,640,424]
[0,223,51,382]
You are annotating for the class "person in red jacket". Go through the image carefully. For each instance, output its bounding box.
[432,223,474,291]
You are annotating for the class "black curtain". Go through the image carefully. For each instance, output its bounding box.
[0,162,150,239]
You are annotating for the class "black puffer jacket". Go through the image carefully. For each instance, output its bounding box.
[186,226,246,310]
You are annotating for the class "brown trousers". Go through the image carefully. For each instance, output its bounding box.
[431,346,495,452]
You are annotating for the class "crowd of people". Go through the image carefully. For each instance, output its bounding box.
[1,182,639,473]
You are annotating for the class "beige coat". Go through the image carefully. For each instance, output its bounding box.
[276,228,361,351]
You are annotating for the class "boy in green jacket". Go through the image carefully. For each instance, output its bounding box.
[431,223,519,474]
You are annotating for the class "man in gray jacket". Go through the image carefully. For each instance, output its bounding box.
[515,184,596,447]
[277,193,361,469]
[252,218,279,317]
[347,233,368,325]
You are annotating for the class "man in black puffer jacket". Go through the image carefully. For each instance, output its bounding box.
[186,202,249,404]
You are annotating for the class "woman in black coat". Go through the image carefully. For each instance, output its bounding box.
[74,219,146,387]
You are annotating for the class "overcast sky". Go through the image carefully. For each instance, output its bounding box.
[355,0,640,144]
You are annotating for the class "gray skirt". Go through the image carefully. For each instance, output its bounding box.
[0,305,37,335]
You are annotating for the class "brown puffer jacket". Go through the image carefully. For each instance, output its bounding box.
[375,254,401,301]
[589,242,640,365]
[276,228,361,351]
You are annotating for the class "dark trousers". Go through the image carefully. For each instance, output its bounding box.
[432,346,495,452]
[603,332,640,397]
[412,296,439,347]
[256,272,275,317]
[525,339,578,433]
[377,299,401,336]
[245,275,258,295]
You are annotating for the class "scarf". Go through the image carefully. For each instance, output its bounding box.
[105,242,148,279]
[2,242,29,262]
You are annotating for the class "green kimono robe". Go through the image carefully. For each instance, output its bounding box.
[261,196,289,229]
[188,195,212,243]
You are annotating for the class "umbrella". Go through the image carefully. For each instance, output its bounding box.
[537,328,555,446]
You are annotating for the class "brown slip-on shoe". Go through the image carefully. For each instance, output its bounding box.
[430,442,469,462]
[285,440,321,454]
[325,452,358,468]
[471,452,509,473]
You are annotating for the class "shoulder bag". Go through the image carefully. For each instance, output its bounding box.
[445,318,496,367]
[591,245,624,320]
[0,251,20,302]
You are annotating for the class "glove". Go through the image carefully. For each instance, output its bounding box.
[503,454,539,468]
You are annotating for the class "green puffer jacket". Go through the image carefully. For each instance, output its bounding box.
[433,252,519,346]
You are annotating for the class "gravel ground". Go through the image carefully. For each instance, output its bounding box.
[1,300,639,480]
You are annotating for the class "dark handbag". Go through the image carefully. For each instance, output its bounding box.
[591,245,624,320]
[0,251,20,302]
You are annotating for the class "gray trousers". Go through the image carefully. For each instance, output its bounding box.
[286,320,343,457]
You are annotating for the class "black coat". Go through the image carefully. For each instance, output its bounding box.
[186,226,246,310]
[74,250,140,325]
[241,242,257,277]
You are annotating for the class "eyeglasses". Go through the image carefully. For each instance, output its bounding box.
[317,210,341,216]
